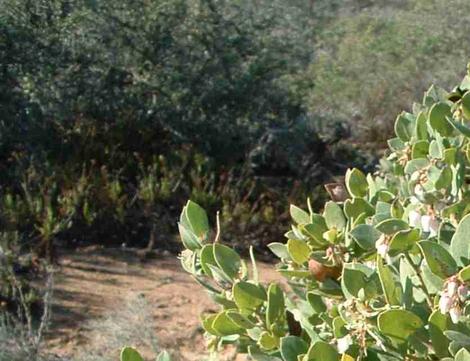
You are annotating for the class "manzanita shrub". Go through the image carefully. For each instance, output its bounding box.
[122,66,470,361]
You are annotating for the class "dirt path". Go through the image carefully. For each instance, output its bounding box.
[45,246,280,361]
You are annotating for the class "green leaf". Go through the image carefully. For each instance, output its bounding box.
[448,117,470,137]
[344,198,375,220]
[212,311,244,336]
[345,168,368,198]
[378,309,424,343]
[181,200,209,239]
[207,264,232,285]
[233,281,266,310]
[435,166,453,190]
[278,270,312,279]
[459,265,470,282]
[388,137,406,151]
[415,111,428,140]
[332,316,347,338]
[377,256,401,306]
[388,229,420,257]
[421,262,444,294]
[121,347,144,361]
[424,84,448,104]
[280,336,308,361]
[404,158,430,175]
[429,139,444,159]
[418,241,457,278]
[201,314,219,335]
[350,224,381,250]
[290,205,310,225]
[341,263,378,300]
[445,331,470,345]
[444,147,458,165]
[450,214,470,266]
[307,292,326,313]
[324,201,346,230]
[178,223,202,251]
[391,199,404,219]
[248,346,283,361]
[156,351,172,361]
[375,218,409,234]
[429,102,453,136]
[200,245,217,276]
[412,140,429,159]
[226,310,256,329]
[461,91,470,120]
[213,244,241,280]
[180,249,197,274]
[268,242,291,260]
[287,239,310,265]
[302,216,329,246]
[429,310,451,358]
[374,201,392,224]
[455,348,470,361]
[395,112,414,141]
[461,76,470,91]
[306,340,339,361]
[266,283,285,328]
[259,332,279,350]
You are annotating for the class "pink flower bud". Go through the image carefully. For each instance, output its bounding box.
[408,210,422,227]
[449,306,462,323]
[337,335,353,353]
[448,280,459,296]
[421,215,431,232]
[458,285,468,301]
[429,217,439,237]
[375,235,389,258]
[439,294,453,314]
[414,184,424,198]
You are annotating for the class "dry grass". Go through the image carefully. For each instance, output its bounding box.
[73,293,161,361]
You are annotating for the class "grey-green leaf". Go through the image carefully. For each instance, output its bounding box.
[345,168,368,198]
[280,336,308,361]
[324,201,346,230]
[450,214,470,266]
[306,340,339,361]
[233,281,266,310]
[418,241,457,279]
[350,224,381,250]
[378,309,424,343]
[290,205,310,225]
[213,244,241,280]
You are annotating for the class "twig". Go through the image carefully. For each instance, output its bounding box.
[404,253,433,308]
[214,211,221,243]
[34,268,54,354]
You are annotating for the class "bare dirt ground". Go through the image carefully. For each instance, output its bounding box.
[45,246,280,361]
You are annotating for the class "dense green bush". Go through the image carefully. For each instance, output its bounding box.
[0,0,376,270]
[165,66,470,360]
[0,0,315,162]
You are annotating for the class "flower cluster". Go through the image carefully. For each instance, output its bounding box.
[375,234,391,258]
[408,210,439,237]
[439,276,469,323]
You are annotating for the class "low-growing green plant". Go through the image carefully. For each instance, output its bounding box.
[120,347,170,361]
[159,66,470,361]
